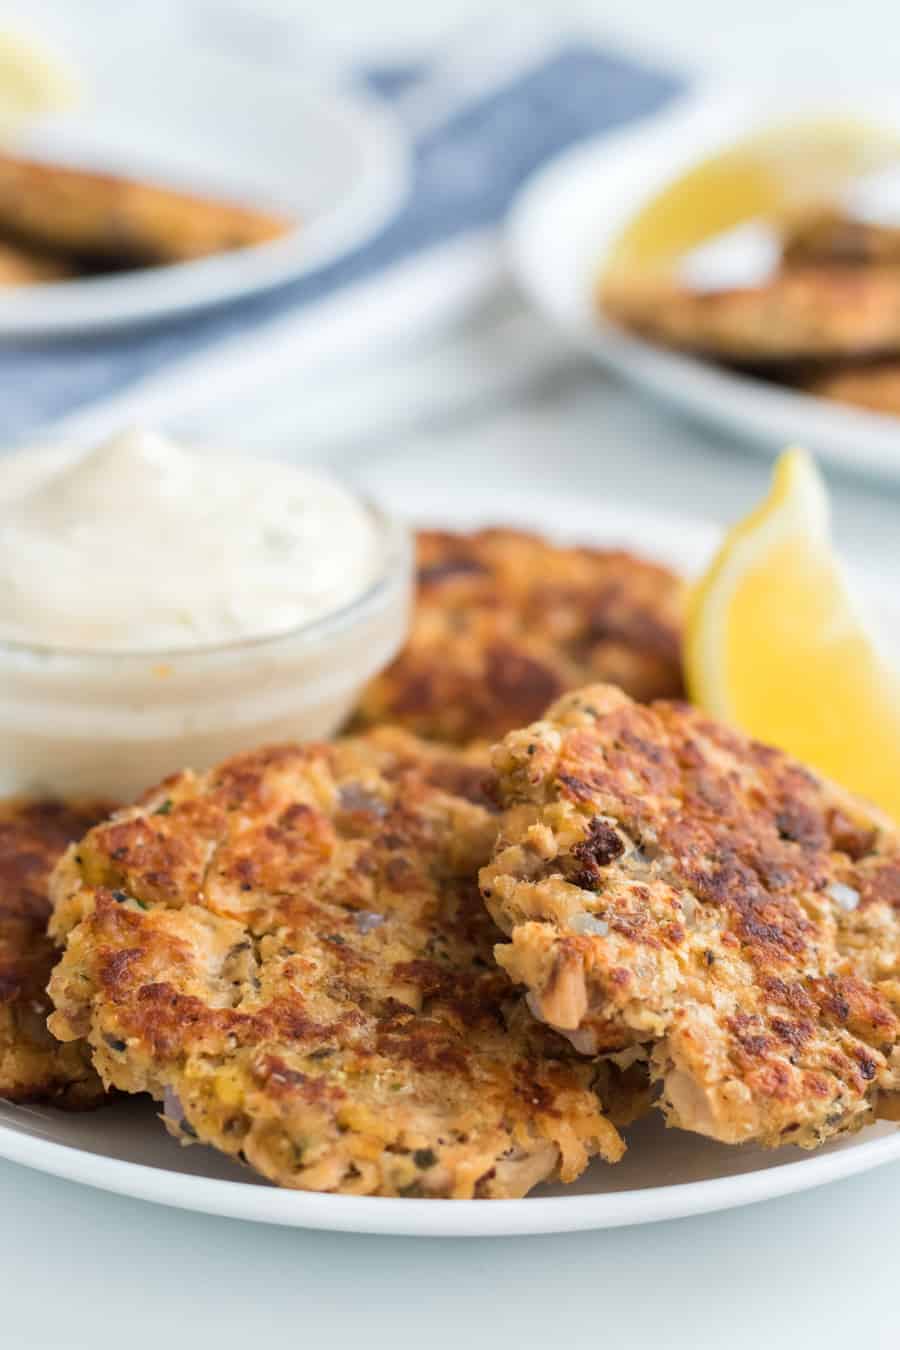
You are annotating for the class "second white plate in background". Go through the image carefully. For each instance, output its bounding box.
[507,86,900,483]
[0,74,409,336]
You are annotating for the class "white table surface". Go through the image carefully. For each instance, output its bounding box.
[1,1149,897,1349]
[5,3,900,1347]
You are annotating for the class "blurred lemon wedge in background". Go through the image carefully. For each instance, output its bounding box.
[0,26,79,136]
[686,448,900,820]
[606,116,900,281]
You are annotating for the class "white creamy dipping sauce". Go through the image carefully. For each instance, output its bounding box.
[0,428,380,650]
[0,430,410,800]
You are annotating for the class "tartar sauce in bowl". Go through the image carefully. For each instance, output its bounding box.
[0,428,381,649]
[0,430,410,799]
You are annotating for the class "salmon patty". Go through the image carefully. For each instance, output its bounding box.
[782,209,900,268]
[602,266,900,363]
[352,528,685,745]
[0,798,112,1107]
[0,151,289,268]
[481,685,900,1149]
[48,731,630,1197]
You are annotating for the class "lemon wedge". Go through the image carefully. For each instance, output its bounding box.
[606,116,900,282]
[0,26,79,136]
[686,448,900,819]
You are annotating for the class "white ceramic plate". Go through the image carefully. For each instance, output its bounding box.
[507,86,900,483]
[0,78,409,336]
[1,490,897,1236]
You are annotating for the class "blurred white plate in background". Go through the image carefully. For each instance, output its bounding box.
[0,76,409,336]
[507,87,900,483]
[1,488,898,1236]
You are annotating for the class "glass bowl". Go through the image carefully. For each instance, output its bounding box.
[0,503,411,801]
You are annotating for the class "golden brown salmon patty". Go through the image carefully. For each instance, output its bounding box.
[480,685,900,1150]
[0,152,289,267]
[601,266,900,363]
[352,528,685,745]
[47,731,627,1197]
[0,798,112,1107]
[782,209,900,268]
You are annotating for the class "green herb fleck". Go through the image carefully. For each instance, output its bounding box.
[153,799,173,816]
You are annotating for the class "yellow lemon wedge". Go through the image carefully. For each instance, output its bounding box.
[605,116,900,282]
[686,447,900,820]
[0,26,80,136]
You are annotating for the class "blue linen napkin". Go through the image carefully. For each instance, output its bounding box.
[0,36,681,443]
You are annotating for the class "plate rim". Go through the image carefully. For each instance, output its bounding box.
[1,1102,898,1236]
[0,82,411,338]
[505,83,900,484]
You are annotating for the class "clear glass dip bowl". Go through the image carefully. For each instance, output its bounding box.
[0,503,411,801]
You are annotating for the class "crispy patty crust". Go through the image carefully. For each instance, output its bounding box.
[481,685,900,1149]
[353,528,684,744]
[48,732,629,1197]
[0,152,289,267]
[601,267,900,363]
[0,798,111,1107]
